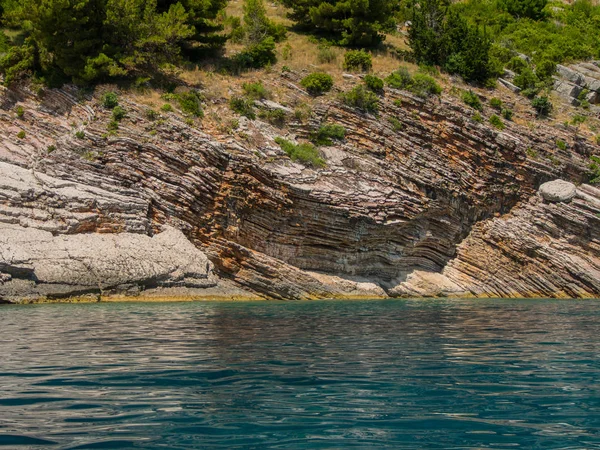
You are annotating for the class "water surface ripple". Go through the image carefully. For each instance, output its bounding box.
[1,299,599,449]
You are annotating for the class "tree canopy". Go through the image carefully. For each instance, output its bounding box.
[280,0,399,47]
[0,0,226,84]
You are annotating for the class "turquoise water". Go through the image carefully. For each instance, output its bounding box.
[1,299,599,449]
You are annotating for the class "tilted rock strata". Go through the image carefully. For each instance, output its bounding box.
[0,79,598,302]
[393,184,600,298]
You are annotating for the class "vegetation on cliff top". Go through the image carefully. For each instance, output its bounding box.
[2,0,600,88]
[0,0,599,174]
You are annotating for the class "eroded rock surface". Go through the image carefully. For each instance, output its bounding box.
[0,80,598,302]
[539,179,577,203]
[0,224,218,302]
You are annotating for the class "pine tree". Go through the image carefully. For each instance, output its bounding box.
[281,0,399,47]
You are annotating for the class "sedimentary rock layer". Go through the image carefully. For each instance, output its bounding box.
[0,78,598,302]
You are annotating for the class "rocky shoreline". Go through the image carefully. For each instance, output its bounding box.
[1,78,599,303]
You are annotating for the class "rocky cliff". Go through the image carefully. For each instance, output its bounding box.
[0,74,599,303]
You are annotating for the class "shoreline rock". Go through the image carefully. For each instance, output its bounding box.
[1,83,599,303]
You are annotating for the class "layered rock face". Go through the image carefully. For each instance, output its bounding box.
[0,80,598,302]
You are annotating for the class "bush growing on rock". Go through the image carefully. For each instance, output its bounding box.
[15,106,24,118]
[462,90,482,110]
[501,108,513,121]
[388,117,403,132]
[102,92,119,109]
[146,109,159,120]
[343,50,372,72]
[410,73,442,98]
[490,97,502,109]
[590,156,600,184]
[364,75,384,94]
[385,68,441,98]
[532,95,552,117]
[17,130,25,139]
[243,82,270,100]
[274,137,325,167]
[161,103,173,112]
[230,96,256,119]
[258,108,287,126]
[489,114,505,130]
[385,67,412,90]
[112,106,126,121]
[178,91,204,117]
[340,85,379,113]
[311,123,346,146]
[301,73,334,96]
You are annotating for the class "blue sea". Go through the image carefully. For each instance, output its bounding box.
[1,299,599,449]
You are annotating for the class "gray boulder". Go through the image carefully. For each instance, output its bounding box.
[539,179,577,203]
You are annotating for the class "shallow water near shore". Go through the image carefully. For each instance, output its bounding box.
[1,299,599,449]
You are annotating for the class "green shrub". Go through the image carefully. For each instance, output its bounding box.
[178,91,204,117]
[532,96,552,117]
[385,69,441,98]
[513,67,539,94]
[102,92,119,109]
[259,108,287,126]
[311,124,346,145]
[385,67,412,90]
[243,82,270,100]
[343,50,373,72]
[590,155,600,184]
[408,5,493,83]
[571,114,587,126]
[112,106,126,121]
[501,108,513,121]
[75,130,85,139]
[489,114,505,130]
[490,97,502,110]
[535,59,556,80]
[556,139,567,151]
[388,117,404,132]
[47,145,56,153]
[17,130,26,139]
[340,85,379,113]
[234,37,277,70]
[410,73,442,98]
[230,96,256,119]
[500,0,547,20]
[472,112,483,123]
[364,75,384,94]
[146,109,159,120]
[161,103,174,112]
[274,137,325,167]
[462,90,482,110]
[107,120,119,131]
[15,106,24,118]
[301,73,334,96]
[506,56,528,74]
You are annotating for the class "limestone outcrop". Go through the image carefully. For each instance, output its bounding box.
[554,62,600,105]
[539,179,577,203]
[0,78,598,302]
[0,224,217,302]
